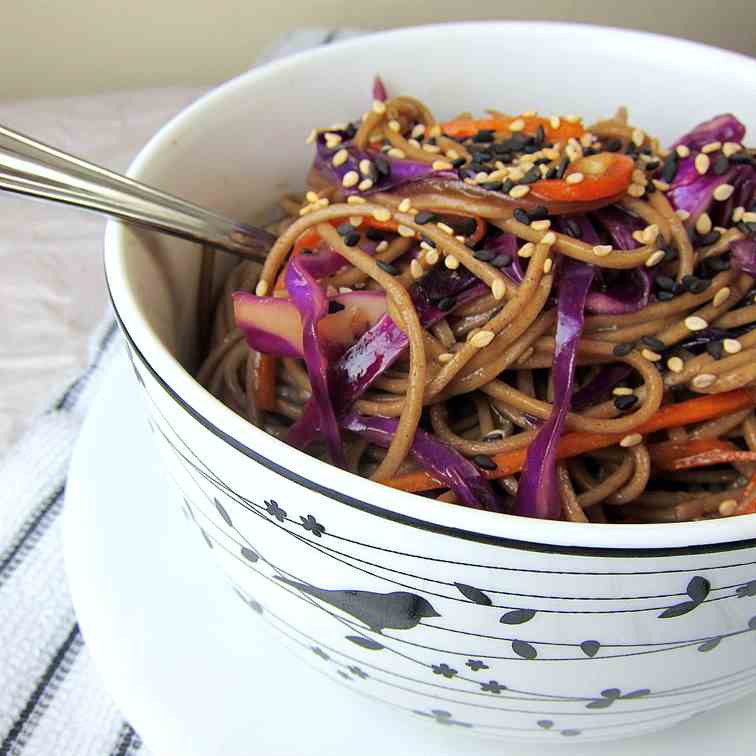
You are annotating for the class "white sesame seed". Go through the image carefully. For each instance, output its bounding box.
[507,167,524,181]
[713,287,731,307]
[446,149,460,160]
[530,219,551,231]
[359,159,373,176]
[676,145,690,158]
[432,160,453,170]
[298,205,313,216]
[305,190,319,203]
[593,244,613,257]
[492,279,507,300]
[422,143,442,154]
[410,259,424,279]
[305,128,318,144]
[349,216,363,227]
[469,330,495,348]
[358,178,374,192]
[632,168,647,184]
[565,143,582,162]
[632,230,646,244]
[387,119,401,133]
[631,128,645,147]
[549,115,561,130]
[628,183,646,198]
[685,316,708,332]
[695,212,712,235]
[445,255,460,270]
[342,171,359,188]
[424,249,439,265]
[675,209,691,221]
[509,118,525,132]
[695,153,710,175]
[255,280,269,296]
[509,184,531,198]
[743,212,756,223]
[463,178,477,186]
[347,195,366,205]
[372,207,392,222]
[719,499,739,517]
[733,206,746,223]
[652,179,671,191]
[667,356,684,373]
[542,258,553,274]
[411,124,426,139]
[620,433,643,448]
[613,387,634,396]
[702,141,722,154]
[645,250,665,267]
[398,198,412,213]
[437,222,454,235]
[387,147,406,159]
[722,142,742,157]
[338,286,353,294]
[474,171,490,183]
[580,132,595,148]
[455,235,466,243]
[376,241,389,252]
[713,184,735,202]
[543,147,560,160]
[642,224,659,244]
[397,224,415,238]
[437,352,454,364]
[408,138,421,148]
[723,338,742,355]
[641,348,662,362]
[518,242,535,258]
[692,373,717,389]
[541,232,557,246]
[372,100,386,114]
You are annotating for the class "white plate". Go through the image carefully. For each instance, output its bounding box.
[63,355,756,756]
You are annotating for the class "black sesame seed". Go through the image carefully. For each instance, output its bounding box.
[614,394,639,411]
[473,454,497,470]
[492,253,512,268]
[415,211,437,225]
[682,275,711,294]
[656,290,675,301]
[458,217,477,236]
[713,156,730,176]
[300,249,313,256]
[421,234,436,248]
[534,124,545,147]
[555,156,569,179]
[471,150,493,162]
[529,206,549,221]
[521,167,542,184]
[374,154,391,177]
[427,136,437,146]
[644,159,661,171]
[522,143,539,154]
[606,138,623,152]
[473,248,495,262]
[698,230,722,246]
[534,157,552,166]
[482,180,503,191]
[660,153,679,184]
[730,153,754,165]
[706,340,724,360]
[613,342,635,357]
[663,247,679,263]
[343,123,357,140]
[327,300,345,314]
[513,208,530,225]
[344,232,361,247]
[645,181,656,194]
[641,147,653,156]
[707,256,730,272]
[501,178,515,194]
[365,228,383,241]
[451,157,466,168]
[545,165,559,179]
[625,142,638,155]
[473,129,495,143]
[438,296,456,311]
[337,223,355,236]
[583,146,598,157]
[656,275,676,291]
[562,218,582,239]
[468,161,488,174]
[641,335,666,351]
[376,260,399,275]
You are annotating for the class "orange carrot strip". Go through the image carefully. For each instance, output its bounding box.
[255,354,277,411]
[441,114,584,143]
[648,439,739,471]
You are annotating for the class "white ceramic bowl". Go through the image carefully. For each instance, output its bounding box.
[104,22,756,743]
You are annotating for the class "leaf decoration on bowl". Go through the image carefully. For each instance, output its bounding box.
[512,640,537,659]
[748,616,756,631]
[346,635,384,650]
[537,720,554,730]
[586,688,650,708]
[300,514,325,537]
[265,499,287,522]
[454,582,492,605]
[414,709,472,728]
[736,580,756,598]
[658,576,710,618]
[214,498,233,527]
[697,637,721,652]
[200,529,213,550]
[500,608,536,625]
[240,546,259,563]
[580,640,601,657]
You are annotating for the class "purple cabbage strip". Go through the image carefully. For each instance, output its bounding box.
[593,206,643,250]
[233,293,304,358]
[671,114,746,152]
[513,256,595,520]
[285,256,345,468]
[341,414,500,511]
[287,268,483,450]
[667,161,738,221]
[732,237,756,275]
[372,75,388,102]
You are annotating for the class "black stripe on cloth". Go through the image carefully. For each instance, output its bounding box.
[53,320,118,411]
[0,624,82,756]
[0,485,65,584]
[110,722,143,756]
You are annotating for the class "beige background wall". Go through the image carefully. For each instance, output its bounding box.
[3,0,755,99]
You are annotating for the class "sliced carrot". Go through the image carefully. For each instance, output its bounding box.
[441,114,584,143]
[254,353,277,411]
[529,153,634,204]
[385,387,756,493]
[662,450,756,471]
[648,439,739,471]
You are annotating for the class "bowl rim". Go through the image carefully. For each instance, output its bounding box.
[104,20,756,554]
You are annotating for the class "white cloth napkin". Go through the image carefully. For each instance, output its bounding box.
[0,28,361,756]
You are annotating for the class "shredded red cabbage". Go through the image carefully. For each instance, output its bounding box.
[671,114,746,152]
[341,414,499,511]
[732,237,756,275]
[572,364,633,411]
[513,256,595,519]
[372,75,387,102]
